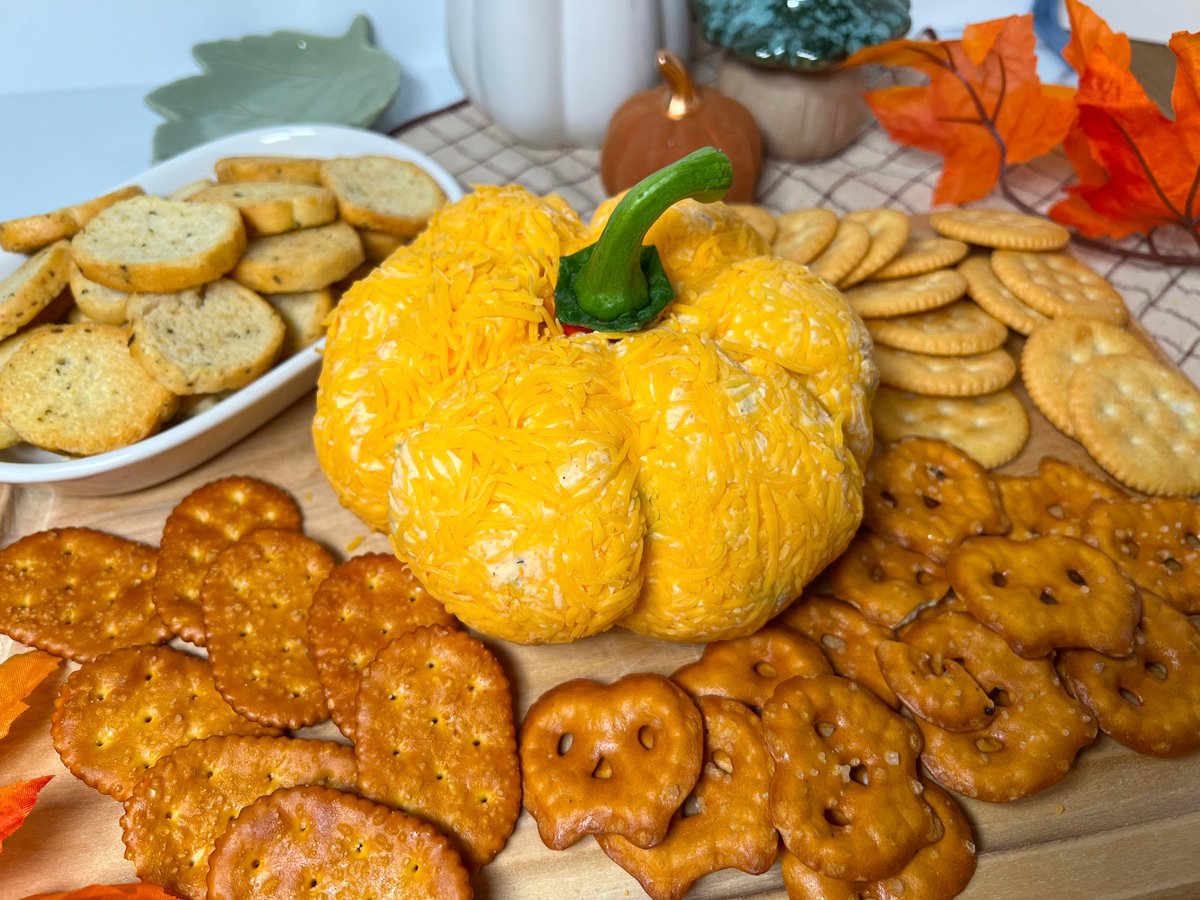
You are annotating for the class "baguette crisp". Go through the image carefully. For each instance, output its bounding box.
[0,240,71,339]
[232,221,363,293]
[215,156,323,185]
[193,182,338,237]
[0,185,144,253]
[319,156,446,237]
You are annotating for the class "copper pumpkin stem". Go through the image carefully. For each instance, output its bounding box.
[657,50,700,120]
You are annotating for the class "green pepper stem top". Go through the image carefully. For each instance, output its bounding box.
[555,147,734,332]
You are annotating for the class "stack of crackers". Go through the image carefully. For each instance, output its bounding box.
[737,203,1200,496]
[0,475,518,898]
[0,154,445,457]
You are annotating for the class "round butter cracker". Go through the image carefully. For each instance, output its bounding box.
[992,250,1128,324]
[866,300,1008,356]
[930,208,1070,250]
[844,269,967,318]
[958,254,1047,335]
[874,344,1016,397]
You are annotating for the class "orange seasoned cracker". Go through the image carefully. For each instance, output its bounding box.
[948,534,1141,659]
[827,530,949,628]
[201,528,333,729]
[1083,498,1200,614]
[1059,591,1200,757]
[0,527,167,662]
[308,552,457,740]
[763,674,940,882]
[780,780,976,900]
[51,645,277,801]
[121,735,357,900]
[520,672,703,852]
[206,785,472,900]
[154,476,303,645]
[900,610,1096,801]
[671,624,830,710]
[863,437,1009,564]
[776,595,899,708]
[595,697,778,899]
[996,456,1127,541]
[356,625,520,869]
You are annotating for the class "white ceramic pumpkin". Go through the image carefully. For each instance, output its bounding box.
[446,0,689,148]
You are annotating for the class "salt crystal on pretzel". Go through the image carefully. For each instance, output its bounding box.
[520,672,703,851]
[356,624,520,870]
[595,697,778,900]
[671,624,830,710]
[206,784,472,900]
[948,534,1140,658]
[763,673,941,882]
[0,527,167,662]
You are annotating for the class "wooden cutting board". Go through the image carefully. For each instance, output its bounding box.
[1,327,1198,900]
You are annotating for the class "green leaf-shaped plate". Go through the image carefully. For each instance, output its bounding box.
[146,15,401,161]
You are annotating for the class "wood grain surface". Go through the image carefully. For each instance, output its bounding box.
[0,325,1197,900]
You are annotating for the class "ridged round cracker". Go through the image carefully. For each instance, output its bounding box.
[127,278,286,395]
[201,528,334,729]
[72,195,246,292]
[871,385,1029,469]
[866,300,1008,356]
[930,208,1070,250]
[728,203,779,245]
[0,240,70,339]
[121,735,357,900]
[153,476,303,646]
[206,785,472,900]
[0,323,178,455]
[843,269,967,318]
[958,254,1047,335]
[69,259,130,324]
[1067,354,1200,496]
[308,552,457,740]
[595,697,778,899]
[872,236,969,280]
[806,218,870,284]
[51,645,277,801]
[992,250,1128,324]
[838,208,910,287]
[874,345,1016,397]
[0,527,167,662]
[356,625,520,870]
[232,221,365,293]
[192,182,338,237]
[1020,317,1155,438]
[772,208,839,265]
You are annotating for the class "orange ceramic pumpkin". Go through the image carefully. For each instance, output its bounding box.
[601,50,762,202]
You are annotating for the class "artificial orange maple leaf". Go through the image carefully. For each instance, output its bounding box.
[1051,0,1200,245]
[844,14,1077,204]
[23,883,173,900]
[0,775,52,852]
[0,651,61,742]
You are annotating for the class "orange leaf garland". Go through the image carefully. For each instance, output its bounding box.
[0,651,61,742]
[23,884,173,900]
[1050,0,1200,244]
[844,14,1076,204]
[0,775,52,851]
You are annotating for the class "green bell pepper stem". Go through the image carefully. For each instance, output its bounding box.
[572,147,733,322]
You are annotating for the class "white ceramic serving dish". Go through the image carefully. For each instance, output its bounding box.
[0,123,462,496]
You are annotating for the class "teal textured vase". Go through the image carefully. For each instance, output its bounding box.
[695,0,910,70]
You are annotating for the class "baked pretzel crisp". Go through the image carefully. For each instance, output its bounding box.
[595,697,778,900]
[154,476,303,645]
[206,785,472,900]
[899,610,1096,801]
[307,552,457,740]
[355,625,520,870]
[776,595,899,708]
[671,624,830,710]
[864,437,1009,564]
[200,528,334,729]
[763,674,940,882]
[875,639,995,732]
[0,527,167,662]
[996,456,1126,540]
[520,672,703,851]
[1083,498,1200,614]
[780,779,977,900]
[948,534,1140,658]
[827,530,950,627]
[1060,591,1200,757]
[121,734,357,900]
[51,645,277,801]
